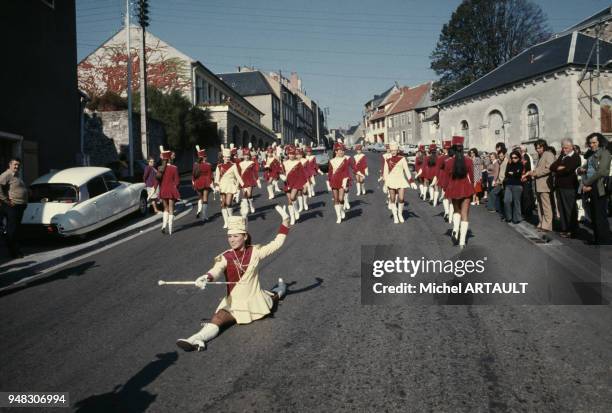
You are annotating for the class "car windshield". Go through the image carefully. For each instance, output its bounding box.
[30,184,78,203]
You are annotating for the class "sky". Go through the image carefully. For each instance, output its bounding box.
[76,0,612,129]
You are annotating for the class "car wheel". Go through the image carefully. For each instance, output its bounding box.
[138,192,148,216]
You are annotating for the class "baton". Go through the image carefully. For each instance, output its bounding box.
[158,280,241,286]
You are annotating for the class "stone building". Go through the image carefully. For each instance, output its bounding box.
[385,83,433,145]
[437,31,612,151]
[363,86,398,143]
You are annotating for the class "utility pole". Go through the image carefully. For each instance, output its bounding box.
[137,0,149,160]
[125,0,134,177]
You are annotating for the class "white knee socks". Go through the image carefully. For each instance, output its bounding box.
[179,323,220,351]
[433,190,439,207]
[344,193,350,210]
[267,185,274,199]
[248,198,255,213]
[448,203,454,223]
[302,194,309,210]
[162,211,168,230]
[442,199,449,218]
[459,221,469,247]
[168,214,174,235]
[196,200,202,215]
[452,213,461,239]
[334,204,342,223]
[397,202,405,222]
[391,203,399,224]
[240,199,249,218]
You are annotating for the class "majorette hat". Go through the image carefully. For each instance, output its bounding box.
[429,143,437,151]
[355,144,363,150]
[241,147,250,156]
[296,147,304,155]
[418,144,425,151]
[285,144,296,155]
[443,140,452,149]
[333,141,346,152]
[266,146,275,154]
[305,146,313,153]
[227,216,247,235]
[159,145,172,160]
[195,145,206,158]
[451,135,464,146]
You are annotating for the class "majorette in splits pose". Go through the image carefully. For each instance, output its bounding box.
[328,141,352,224]
[382,142,412,224]
[215,147,244,229]
[444,136,475,248]
[176,206,290,352]
[192,145,213,222]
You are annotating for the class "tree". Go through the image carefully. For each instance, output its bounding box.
[430,0,550,101]
[135,87,218,150]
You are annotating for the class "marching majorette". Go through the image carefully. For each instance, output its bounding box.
[383,142,412,223]
[192,145,213,221]
[176,205,290,352]
[423,144,439,204]
[436,140,452,219]
[263,146,282,199]
[353,144,368,196]
[304,146,323,197]
[296,147,310,212]
[159,146,180,235]
[215,146,244,229]
[414,144,426,199]
[280,144,307,225]
[328,141,351,223]
[442,145,456,224]
[239,146,259,218]
[445,136,474,248]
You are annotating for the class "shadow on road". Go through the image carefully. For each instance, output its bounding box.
[286,277,324,295]
[73,352,178,413]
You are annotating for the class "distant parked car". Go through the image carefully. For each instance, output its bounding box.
[372,142,385,152]
[21,167,148,237]
[312,147,330,172]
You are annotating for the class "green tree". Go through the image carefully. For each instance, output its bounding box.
[136,87,218,149]
[430,0,550,101]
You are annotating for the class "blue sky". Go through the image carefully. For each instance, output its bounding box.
[76,0,612,128]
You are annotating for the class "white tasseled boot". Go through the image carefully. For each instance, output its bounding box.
[442,198,449,219]
[297,196,304,213]
[302,195,309,211]
[248,198,255,213]
[459,221,469,248]
[196,200,203,218]
[335,204,342,224]
[448,203,454,224]
[451,213,461,241]
[432,190,439,207]
[176,323,220,352]
[391,203,399,224]
[344,193,350,210]
[288,204,296,225]
[340,203,346,219]
[310,183,315,197]
[267,184,274,200]
[356,183,361,196]
[361,183,366,195]
[240,199,249,218]
[161,211,168,233]
[274,180,281,193]
[221,208,228,228]
[397,202,405,223]
[428,186,435,203]
[420,185,426,199]
[439,189,445,202]
[168,214,174,235]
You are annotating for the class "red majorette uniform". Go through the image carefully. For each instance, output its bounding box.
[304,147,320,197]
[281,145,307,224]
[239,148,258,217]
[353,147,368,196]
[297,148,311,212]
[383,144,412,223]
[424,144,439,205]
[414,145,427,199]
[264,148,282,200]
[436,140,451,219]
[328,142,351,223]
[192,146,213,220]
[445,136,473,248]
[158,147,179,234]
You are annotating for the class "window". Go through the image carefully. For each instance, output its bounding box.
[30,184,78,203]
[207,85,213,103]
[103,172,121,190]
[601,96,612,133]
[527,104,539,139]
[389,117,393,128]
[402,131,406,142]
[87,177,108,199]
[460,120,469,143]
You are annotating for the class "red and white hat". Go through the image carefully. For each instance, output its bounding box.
[451,136,464,146]
[355,144,363,150]
[305,146,313,153]
[159,145,172,160]
[266,146,275,154]
[429,143,437,151]
[333,141,346,152]
[195,145,206,158]
[443,140,452,149]
[418,144,425,151]
[285,145,296,155]
[241,147,250,156]
[296,147,304,155]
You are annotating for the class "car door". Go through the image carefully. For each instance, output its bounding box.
[102,171,128,215]
[86,175,114,223]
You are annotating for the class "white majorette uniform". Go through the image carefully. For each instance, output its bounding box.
[176,209,289,352]
[328,150,351,223]
[353,150,368,196]
[215,148,244,228]
[239,148,258,217]
[383,144,412,223]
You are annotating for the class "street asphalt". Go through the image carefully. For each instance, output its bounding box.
[0,152,611,412]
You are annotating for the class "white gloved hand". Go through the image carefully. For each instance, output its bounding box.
[195,275,209,290]
[256,179,262,189]
[279,174,287,181]
[325,181,331,191]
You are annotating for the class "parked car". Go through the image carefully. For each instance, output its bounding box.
[372,142,385,152]
[401,144,418,156]
[364,143,375,151]
[312,147,330,172]
[21,167,148,237]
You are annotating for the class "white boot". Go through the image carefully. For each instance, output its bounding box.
[221,208,228,228]
[335,204,342,224]
[240,199,249,218]
[428,187,435,203]
[420,185,426,199]
[271,278,287,299]
[433,190,439,207]
[168,214,174,235]
[448,203,454,224]
[176,323,220,352]
[451,213,461,241]
[161,211,168,233]
[391,203,399,224]
[344,193,350,210]
[397,202,405,223]
[267,185,274,200]
[459,221,469,248]
[248,198,255,213]
[310,183,315,197]
[340,204,346,219]
[196,200,203,218]
[201,203,208,221]
[302,195,309,211]
[274,180,281,193]
[234,192,240,203]
[288,204,296,225]
[442,199,449,219]
[297,196,304,213]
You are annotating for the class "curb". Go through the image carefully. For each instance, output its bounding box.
[0,196,198,292]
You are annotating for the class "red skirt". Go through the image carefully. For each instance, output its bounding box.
[241,170,258,188]
[193,175,212,191]
[445,176,475,200]
[284,169,308,191]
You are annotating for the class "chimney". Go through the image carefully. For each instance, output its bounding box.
[291,72,299,91]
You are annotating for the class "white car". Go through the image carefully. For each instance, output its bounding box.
[22,167,148,237]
